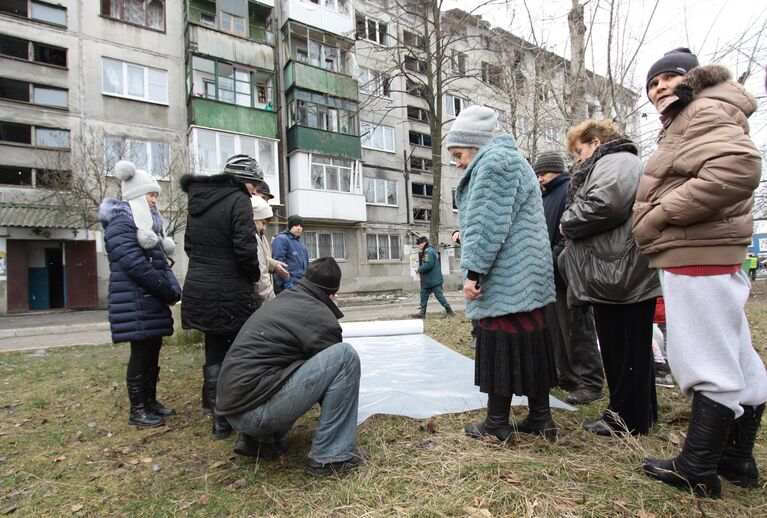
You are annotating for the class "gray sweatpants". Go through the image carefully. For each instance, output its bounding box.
[661,269,767,418]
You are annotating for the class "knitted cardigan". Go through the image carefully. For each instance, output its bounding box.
[456,134,555,320]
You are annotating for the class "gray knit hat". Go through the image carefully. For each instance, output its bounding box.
[445,105,496,149]
[533,151,566,176]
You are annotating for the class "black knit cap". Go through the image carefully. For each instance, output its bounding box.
[646,47,699,92]
[258,180,275,200]
[416,236,428,245]
[533,151,566,175]
[287,215,304,230]
[304,257,342,295]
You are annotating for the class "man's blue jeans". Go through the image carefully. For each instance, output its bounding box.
[225,342,360,464]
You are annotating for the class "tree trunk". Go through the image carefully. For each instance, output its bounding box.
[567,0,587,125]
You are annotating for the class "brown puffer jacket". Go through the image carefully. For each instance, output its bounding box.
[633,65,761,268]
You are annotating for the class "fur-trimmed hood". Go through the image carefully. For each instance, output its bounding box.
[673,64,757,117]
[98,197,176,254]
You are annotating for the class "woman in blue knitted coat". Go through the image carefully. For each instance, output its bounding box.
[99,161,181,429]
[449,106,558,442]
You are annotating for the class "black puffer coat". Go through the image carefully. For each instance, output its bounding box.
[180,174,260,337]
[216,278,344,416]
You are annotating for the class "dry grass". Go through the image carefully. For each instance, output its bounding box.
[2,286,767,516]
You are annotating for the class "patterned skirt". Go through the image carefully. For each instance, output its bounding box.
[475,308,558,397]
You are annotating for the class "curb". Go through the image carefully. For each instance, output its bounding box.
[0,322,110,339]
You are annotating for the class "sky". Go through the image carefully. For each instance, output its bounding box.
[442,0,767,151]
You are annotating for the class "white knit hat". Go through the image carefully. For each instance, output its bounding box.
[114,160,172,252]
[251,196,273,220]
[445,105,497,149]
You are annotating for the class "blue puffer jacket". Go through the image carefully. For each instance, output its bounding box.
[456,135,555,320]
[99,198,181,343]
[272,230,309,290]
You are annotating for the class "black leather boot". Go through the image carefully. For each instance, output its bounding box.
[203,363,232,440]
[511,394,557,442]
[127,374,165,428]
[146,367,176,417]
[718,403,764,488]
[411,307,426,319]
[464,394,513,441]
[233,433,287,460]
[644,392,734,498]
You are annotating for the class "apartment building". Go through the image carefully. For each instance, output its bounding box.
[0,0,637,313]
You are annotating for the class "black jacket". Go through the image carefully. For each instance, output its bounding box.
[541,174,570,290]
[180,173,260,337]
[216,278,344,416]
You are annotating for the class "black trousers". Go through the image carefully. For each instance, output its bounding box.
[127,336,162,378]
[593,299,658,435]
[204,333,235,366]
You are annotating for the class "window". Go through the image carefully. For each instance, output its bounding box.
[406,79,428,99]
[0,121,31,145]
[487,106,507,131]
[360,122,395,152]
[516,116,529,134]
[446,94,472,117]
[481,61,502,87]
[190,55,273,108]
[1,35,68,67]
[364,177,397,205]
[402,30,426,50]
[410,156,432,173]
[0,77,31,102]
[409,131,431,147]
[404,55,427,74]
[451,51,466,75]
[192,128,279,199]
[413,208,431,221]
[102,57,168,104]
[32,85,67,107]
[35,127,69,148]
[220,10,247,36]
[0,165,32,186]
[452,187,458,211]
[303,0,350,16]
[288,23,348,74]
[0,122,69,148]
[356,15,387,45]
[30,1,66,25]
[304,231,347,261]
[411,182,433,198]
[407,106,429,123]
[287,90,357,135]
[36,169,71,189]
[101,0,164,30]
[105,136,170,177]
[367,234,400,261]
[310,155,354,193]
[358,68,390,97]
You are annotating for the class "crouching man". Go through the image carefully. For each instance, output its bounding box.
[216,257,365,476]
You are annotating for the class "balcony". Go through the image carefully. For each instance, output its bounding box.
[188,97,278,139]
[288,188,366,222]
[286,126,360,159]
[284,61,357,101]
[282,0,353,37]
[185,23,274,70]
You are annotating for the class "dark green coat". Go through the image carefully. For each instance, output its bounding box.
[417,245,443,289]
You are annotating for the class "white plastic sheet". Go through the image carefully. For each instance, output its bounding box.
[343,321,575,424]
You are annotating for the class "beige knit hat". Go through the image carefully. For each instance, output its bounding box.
[251,196,273,220]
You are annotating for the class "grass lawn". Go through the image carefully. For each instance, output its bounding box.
[2,286,767,517]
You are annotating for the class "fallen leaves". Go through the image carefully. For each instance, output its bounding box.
[70,503,83,513]
[463,506,492,518]
[499,471,520,484]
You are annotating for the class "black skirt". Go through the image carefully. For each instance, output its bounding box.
[475,308,557,397]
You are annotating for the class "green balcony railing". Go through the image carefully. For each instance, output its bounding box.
[284,61,358,101]
[189,97,277,139]
[286,126,361,159]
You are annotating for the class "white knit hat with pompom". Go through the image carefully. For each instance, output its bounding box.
[114,160,172,252]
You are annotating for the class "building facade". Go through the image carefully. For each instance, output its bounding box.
[0,0,637,313]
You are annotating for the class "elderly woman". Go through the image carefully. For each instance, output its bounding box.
[450,105,558,442]
[250,196,288,306]
[99,161,181,428]
[635,48,767,499]
[558,118,661,437]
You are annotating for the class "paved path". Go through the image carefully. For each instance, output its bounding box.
[0,293,466,352]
